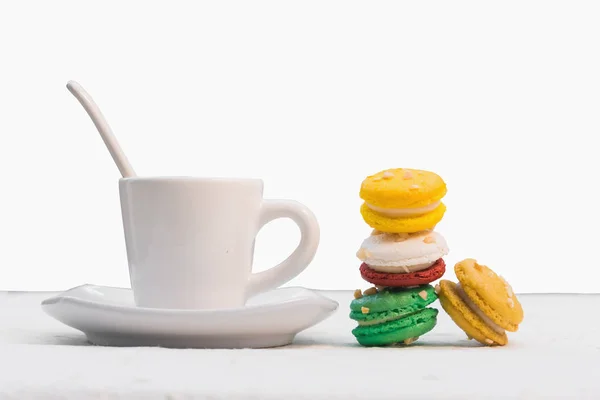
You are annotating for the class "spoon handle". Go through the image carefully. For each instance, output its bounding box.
[67,81,136,178]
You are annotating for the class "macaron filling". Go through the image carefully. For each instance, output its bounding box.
[356,313,405,326]
[350,303,426,325]
[366,201,440,217]
[455,284,505,335]
[368,261,436,274]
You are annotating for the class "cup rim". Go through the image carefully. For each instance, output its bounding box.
[119,176,264,184]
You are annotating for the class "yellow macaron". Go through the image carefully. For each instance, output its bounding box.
[359,168,447,233]
[437,259,524,346]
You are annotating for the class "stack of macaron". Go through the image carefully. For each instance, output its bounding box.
[350,168,450,346]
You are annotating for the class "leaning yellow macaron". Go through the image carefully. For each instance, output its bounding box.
[359,168,447,233]
[437,259,524,346]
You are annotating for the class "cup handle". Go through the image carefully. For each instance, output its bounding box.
[247,199,320,296]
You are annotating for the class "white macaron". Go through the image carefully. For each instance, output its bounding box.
[356,231,449,273]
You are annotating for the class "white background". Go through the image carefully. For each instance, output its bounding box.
[1,1,599,293]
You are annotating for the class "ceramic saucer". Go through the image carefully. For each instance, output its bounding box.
[41,285,339,349]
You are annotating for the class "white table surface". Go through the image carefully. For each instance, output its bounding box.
[1,290,599,400]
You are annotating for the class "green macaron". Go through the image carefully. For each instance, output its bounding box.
[350,285,439,347]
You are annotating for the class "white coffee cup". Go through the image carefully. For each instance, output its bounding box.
[118,176,320,310]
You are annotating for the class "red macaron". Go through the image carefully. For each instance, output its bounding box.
[359,258,446,287]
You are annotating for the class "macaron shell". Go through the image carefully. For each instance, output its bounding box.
[358,231,449,268]
[360,202,446,233]
[455,259,524,332]
[360,259,446,287]
[349,285,437,318]
[437,280,508,346]
[351,308,438,347]
[360,168,447,209]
